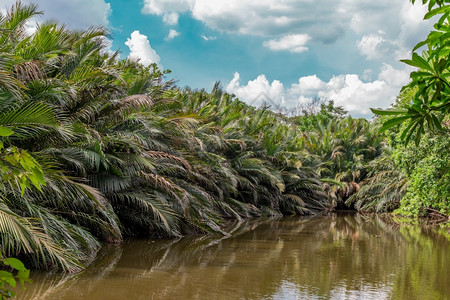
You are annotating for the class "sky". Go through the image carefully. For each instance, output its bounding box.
[1,0,435,117]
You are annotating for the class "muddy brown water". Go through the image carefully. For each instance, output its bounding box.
[17,213,450,299]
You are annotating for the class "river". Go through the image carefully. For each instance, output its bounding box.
[17,213,450,299]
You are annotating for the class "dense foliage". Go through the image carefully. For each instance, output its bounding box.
[0,0,448,274]
[291,102,385,209]
[0,2,331,271]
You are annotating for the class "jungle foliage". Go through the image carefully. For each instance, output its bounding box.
[0,0,448,274]
[0,2,330,272]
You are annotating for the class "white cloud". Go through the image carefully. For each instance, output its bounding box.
[263,34,310,53]
[1,0,112,29]
[125,31,160,66]
[353,1,435,61]
[398,1,433,51]
[188,0,346,42]
[163,12,179,25]
[357,33,399,61]
[141,1,431,42]
[357,34,384,60]
[400,1,428,28]
[201,34,217,41]
[378,63,411,87]
[362,69,373,81]
[141,0,191,15]
[226,72,285,107]
[141,0,436,66]
[226,65,411,117]
[141,0,346,42]
[165,29,180,41]
[290,75,327,94]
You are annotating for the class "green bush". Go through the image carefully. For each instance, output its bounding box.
[394,131,450,216]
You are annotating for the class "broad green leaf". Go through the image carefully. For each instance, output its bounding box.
[401,53,433,72]
[370,108,408,116]
[425,114,434,130]
[404,119,422,145]
[20,181,26,196]
[21,153,37,169]
[413,40,428,52]
[410,104,426,114]
[431,114,443,131]
[415,122,425,146]
[32,168,45,185]
[28,173,43,191]
[413,31,444,52]
[437,11,450,26]
[410,71,434,79]
[379,116,412,132]
[0,270,16,288]
[428,0,436,11]
[0,271,13,278]
[4,277,16,288]
[437,31,450,45]
[17,269,30,288]
[424,5,450,19]
[400,118,419,141]
[2,257,26,271]
[0,126,14,137]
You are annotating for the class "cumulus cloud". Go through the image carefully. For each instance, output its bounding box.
[125,31,160,66]
[226,65,411,117]
[227,73,285,107]
[358,34,384,60]
[263,34,310,53]
[1,0,111,29]
[165,29,180,41]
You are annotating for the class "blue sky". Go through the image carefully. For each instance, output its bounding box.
[1,0,435,117]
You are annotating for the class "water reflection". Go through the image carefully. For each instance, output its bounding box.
[18,213,450,299]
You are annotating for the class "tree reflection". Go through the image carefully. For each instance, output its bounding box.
[19,213,450,299]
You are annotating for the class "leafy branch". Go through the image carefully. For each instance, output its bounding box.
[371,0,450,145]
[0,252,31,299]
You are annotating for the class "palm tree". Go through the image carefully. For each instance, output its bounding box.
[0,2,365,272]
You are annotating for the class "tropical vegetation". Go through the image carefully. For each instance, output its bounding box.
[0,0,448,274]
